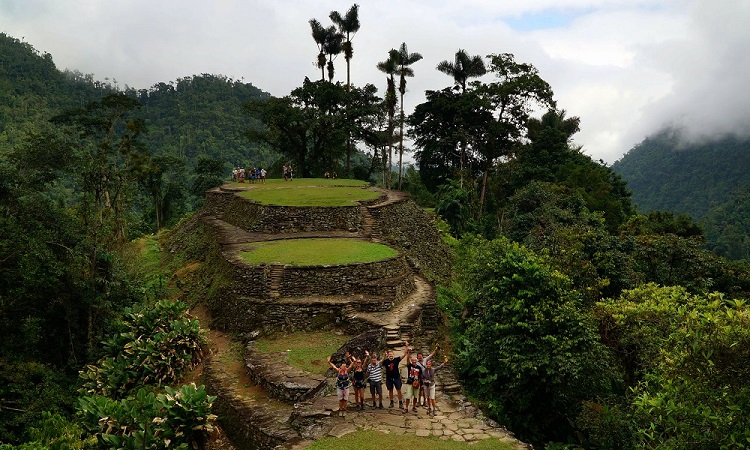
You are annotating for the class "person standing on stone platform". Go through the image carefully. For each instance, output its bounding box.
[416,344,439,407]
[422,356,449,416]
[404,349,423,414]
[364,351,384,409]
[374,341,410,410]
[327,353,356,416]
[348,354,367,411]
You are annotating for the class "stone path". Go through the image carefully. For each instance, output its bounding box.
[194,302,529,450]
[346,273,433,352]
[293,376,528,448]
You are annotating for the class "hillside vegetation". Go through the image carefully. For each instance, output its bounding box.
[3,17,750,450]
[612,129,750,259]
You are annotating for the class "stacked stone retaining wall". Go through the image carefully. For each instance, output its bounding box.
[369,198,453,283]
[204,188,369,234]
[276,256,412,298]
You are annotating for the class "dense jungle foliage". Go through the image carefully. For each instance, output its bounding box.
[612,129,750,260]
[3,18,750,450]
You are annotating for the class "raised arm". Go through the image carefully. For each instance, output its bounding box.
[402,341,411,359]
[426,343,439,360]
[326,355,338,371]
[365,349,385,365]
[346,352,357,370]
[435,356,450,371]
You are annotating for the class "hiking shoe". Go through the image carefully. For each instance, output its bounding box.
[399,401,403,409]
[433,410,437,416]
[389,400,394,408]
[379,402,384,409]
[372,402,376,408]
[412,406,417,412]
[427,408,432,415]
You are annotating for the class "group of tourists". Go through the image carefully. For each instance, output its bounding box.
[232,166,266,184]
[326,340,449,417]
[282,164,294,181]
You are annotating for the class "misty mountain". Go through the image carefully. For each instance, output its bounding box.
[613,129,750,259]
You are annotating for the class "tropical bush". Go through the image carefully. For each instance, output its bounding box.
[0,361,78,445]
[78,384,216,450]
[79,300,204,399]
[595,285,750,449]
[451,235,620,445]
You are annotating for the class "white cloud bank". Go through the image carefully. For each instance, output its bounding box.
[2,0,749,163]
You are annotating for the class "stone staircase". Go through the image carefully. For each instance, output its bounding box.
[359,205,380,242]
[268,265,284,298]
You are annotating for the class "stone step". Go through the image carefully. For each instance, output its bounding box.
[442,383,462,394]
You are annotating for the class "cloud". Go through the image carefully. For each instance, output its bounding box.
[1,0,749,164]
[629,0,750,147]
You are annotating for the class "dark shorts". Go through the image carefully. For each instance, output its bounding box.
[369,381,382,396]
[385,377,402,391]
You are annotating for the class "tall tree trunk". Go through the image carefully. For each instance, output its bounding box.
[387,122,393,189]
[479,162,489,218]
[346,56,351,88]
[398,94,405,190]
[367,145,379,179]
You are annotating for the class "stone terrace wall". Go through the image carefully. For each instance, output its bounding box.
[204,188,365,233]
[210,297,342,335]
[226,260,269,298]
[369,198,453,283]
[203,359,303,449]
[278,256,412,298]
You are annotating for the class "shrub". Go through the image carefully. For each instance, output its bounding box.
[79,300,204,399]
[78,384,216,450]
[597,286,750,449]
[452,235,620,445]
[0,361,78,445]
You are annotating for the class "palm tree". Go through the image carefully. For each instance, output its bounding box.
[436,50,487,184]
[330,4,361,174]
[323,27,343,82]
[377,49,399,189]
[395,42,422,190]
[309,19,328,81]
[330,4,360,88]
[436,49,486,93]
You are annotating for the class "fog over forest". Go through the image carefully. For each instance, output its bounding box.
[2,0,749,163]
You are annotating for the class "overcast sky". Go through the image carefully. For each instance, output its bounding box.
[2,0,749,163]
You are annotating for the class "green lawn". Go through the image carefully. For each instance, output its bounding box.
[230,178,380,206]
[238,186,380,206]
[240,238,397,266]
[304,430,518,450]
[227,178,369,188]
[253,330,350,376]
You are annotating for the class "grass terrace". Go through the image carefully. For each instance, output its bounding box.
[253,330,350,376]
[239,238,398,266]
[229,178,381,206]
[306,431,518,450]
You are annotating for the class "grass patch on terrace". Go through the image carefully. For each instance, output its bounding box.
[227,178,368,188]
[232,178,380,206]
[305,430,518,450]
[253,330,350,376]
[240,238,397,266]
